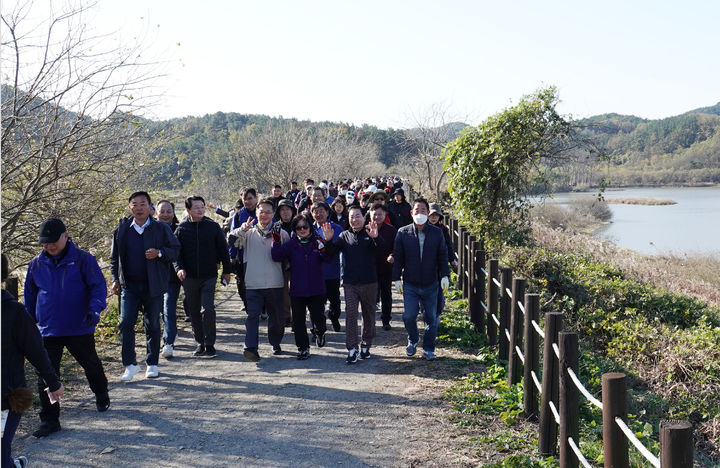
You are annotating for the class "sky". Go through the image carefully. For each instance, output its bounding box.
[8,0,720,129]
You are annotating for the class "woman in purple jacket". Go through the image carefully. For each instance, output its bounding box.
[271,214,333,360]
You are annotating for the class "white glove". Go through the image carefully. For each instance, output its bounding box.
[394,280,403,295]
[440,276,449,294]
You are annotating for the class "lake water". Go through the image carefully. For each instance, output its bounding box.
[549,187,720,256]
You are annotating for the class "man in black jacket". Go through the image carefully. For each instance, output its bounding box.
[174,195,232,358]
[2,254,64,467]
[387,188,412,229]
[111,191,180,382]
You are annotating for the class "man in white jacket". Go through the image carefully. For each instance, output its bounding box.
[229,198,290,361]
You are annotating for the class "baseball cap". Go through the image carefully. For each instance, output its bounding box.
[38,218,67,244]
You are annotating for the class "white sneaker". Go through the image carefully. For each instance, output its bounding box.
[145,365,159,378]
[120,364,141,382]
[161,344,174,359]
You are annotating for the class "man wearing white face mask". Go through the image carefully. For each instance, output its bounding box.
[391,197,449,360]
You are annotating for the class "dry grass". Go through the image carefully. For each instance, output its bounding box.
[531,198,611,233]
[532,223,720,309]
[605,197,677,205]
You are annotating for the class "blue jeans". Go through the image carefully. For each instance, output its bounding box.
[402,282,439,352]
[163,281,181,346]
[120,282,162,366]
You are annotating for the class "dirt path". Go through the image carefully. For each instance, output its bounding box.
[14,288,486,467]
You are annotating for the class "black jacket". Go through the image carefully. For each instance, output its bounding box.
[111,217,180,296]
[327,229,383,285]
[2,290,61,410]
[392,223,450,286]
[174,216,232,279]
[387,200,412,229]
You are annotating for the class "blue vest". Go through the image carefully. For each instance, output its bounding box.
[124,228,147,282]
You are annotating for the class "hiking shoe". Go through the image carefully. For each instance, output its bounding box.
[120,364,141,382]
[243,348,260,362]
[406,341,418,356]
[297,348,310,360]
[382,322,391,331]
[360,347,371,359]
[204,346,217,358]
[14,456,28,468]
[193,344,206,357]
[315,331,326,348]
[422,350,437,361]
[346,348,359,364]
[330,317,341,332]
[272,345,282,355]
[145,365,159,378]
[32,420,60,438]
[95,392,110,412]
[161,344,174,359]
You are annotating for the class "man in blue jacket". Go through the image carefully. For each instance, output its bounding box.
[24,218,109,438]
[111,191,181,382]
[392,198,450,360]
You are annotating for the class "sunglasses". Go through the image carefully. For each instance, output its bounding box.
[295,225,310,231]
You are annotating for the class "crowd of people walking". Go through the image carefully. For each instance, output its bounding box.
[1,175,458,467]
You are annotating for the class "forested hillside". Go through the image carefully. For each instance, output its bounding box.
[551,103,720,189]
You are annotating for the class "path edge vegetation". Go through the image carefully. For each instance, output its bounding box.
[438,86,719,466]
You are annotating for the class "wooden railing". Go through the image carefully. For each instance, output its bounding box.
[446,216,694,468]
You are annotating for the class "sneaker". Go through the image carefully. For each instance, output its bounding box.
[14,456,28,468]
[32,420,61,438]
[346,348,359,364]
[272,345,282,355]
[315,331,326,348]
[360,347,371,359]
[330,317,341,332]
[204,346,216,358]
[406,341,418,356]
[120,363,141,382]
[95,391,110,412]
[193,344,206,357]
[145,365,159,378]
[382,322,391,331]
[297,348,310,360]
[422,350,437,361]
[243,347,260,362]
[161,344,174,359]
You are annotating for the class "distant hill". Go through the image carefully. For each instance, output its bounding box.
[561,103,720,188]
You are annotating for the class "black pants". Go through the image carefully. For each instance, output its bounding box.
[377,275,393,324]
[37,334,108,423]
[233,261,247,309]
[324,278,341,320]
[291,295,326,350]
[183,277,217,346]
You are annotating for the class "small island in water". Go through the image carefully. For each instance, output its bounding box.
[604,197,677,206]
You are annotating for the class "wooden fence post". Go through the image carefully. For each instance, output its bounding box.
[602,372,629,468]
[472,245,485,334]
[462,230,471,299]
[539,312,563,457]
[660,420,693,468]
[458,225,466,299]
[487,259,499,346]
[507,278,526,385]
[523,293,540,420]
[559,332,579,468]
[498,267,513,362]
[5,276,19,300]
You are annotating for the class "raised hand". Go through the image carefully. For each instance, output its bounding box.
[365,220,378,238]
[320,222,334,240]
[241,217,257,232]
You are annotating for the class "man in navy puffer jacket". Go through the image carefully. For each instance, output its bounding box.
[24,218,109,438]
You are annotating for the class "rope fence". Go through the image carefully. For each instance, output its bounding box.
[446,216,694,468]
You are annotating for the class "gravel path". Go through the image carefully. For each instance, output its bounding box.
[14,288,484,467]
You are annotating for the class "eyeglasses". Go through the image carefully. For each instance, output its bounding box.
[295,225,309,231]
